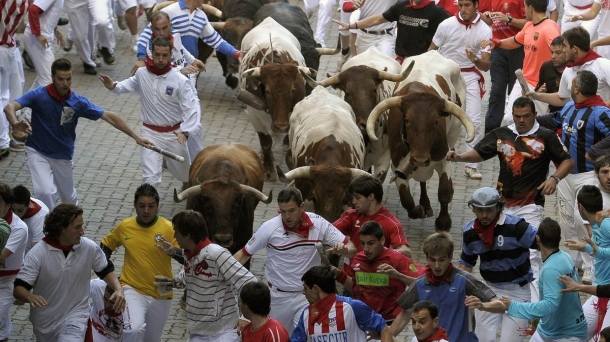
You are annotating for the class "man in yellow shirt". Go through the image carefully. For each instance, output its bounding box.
[100,183,180,342]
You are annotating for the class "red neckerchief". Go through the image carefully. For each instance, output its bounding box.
[46,83,71,103]
[308,293,337,332]
[43,236,74,252]
[419,327,449,342]
[406,0,433,9]
[575,95,610,109]
[456,12,480,28]
[184,238,211,260]
[2,211,12,225]
[145,35,176,75]
[473,213,501,250]
[103,309,122,318]
[596,297,610,337]
[566,49,601,68]
[22,199,42,220]
[424,263,454,285]
[282,212,313,238]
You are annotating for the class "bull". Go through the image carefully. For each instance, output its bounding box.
[276,86,370,223]
[236,17,317,181]
[366,51,475,231]
[302,47,413,180]
[173,142,272,265]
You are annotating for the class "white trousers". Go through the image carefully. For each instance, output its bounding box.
[355,32,396,58]
[529,331,584,342]
[122,286,172,342]
[34,313,89,342]
[269,289,308,333]
[504,204,544,303]
[0,276,15,340]
[140,126,191,188]
[561,2,600,37]
[25,146,77,211]
[305,0,336,47]
[0,45,24,149]
[503,81,549,126]
[558,172,596,272]
[463,71,483,169]
[475,282,530,342]
[65,0,115,67]
[187,329,240,342]
[186,124,203,162]
[24,32,54,90]
[583,295,610,341]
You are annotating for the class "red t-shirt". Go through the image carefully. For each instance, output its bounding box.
[333,207,409,252]
[489,0,526,39]
[345,248,424,320]
[241,317,290,342]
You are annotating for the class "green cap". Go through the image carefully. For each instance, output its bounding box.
[0,219,10,251]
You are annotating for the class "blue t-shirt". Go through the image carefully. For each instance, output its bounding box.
[16,86,104,160]
[586,218,610,285]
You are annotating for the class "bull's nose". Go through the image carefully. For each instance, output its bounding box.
[273,124,289,133]
[412,156,430,167]
[214,233,233,247]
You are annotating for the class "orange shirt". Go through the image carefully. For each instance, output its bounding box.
[515,18,561,86]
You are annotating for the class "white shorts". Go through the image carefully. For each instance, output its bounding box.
[33,312,89,342]
[187,329,240,342]
[117,0,155,11]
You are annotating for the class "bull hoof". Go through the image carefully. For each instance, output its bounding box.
[425,209,434,218]
[225,75,238,89]
[435,216,452,232]
[282,135,290,152]
[407,205,427,219]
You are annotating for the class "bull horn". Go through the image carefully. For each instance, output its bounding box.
[300,69,341,88]
[350,168,371,180]
[152,0,175,13]
[276,165,310,183]
[297,66,317,79]
[239,184,273,204]
[200,4,222,18]
[366,96,402,141]
[316,47,340,55]
[235,90,267,111]
[244,67,260,78]
[210,21,226,30]
[173,185,202,203]
[444,100,475,143]
[377,60,415,83]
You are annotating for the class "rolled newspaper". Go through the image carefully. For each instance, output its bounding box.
[315,242,331,267]
[515,69,532,98]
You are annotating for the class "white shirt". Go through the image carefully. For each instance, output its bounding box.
[244,212,348,292]
[112,67,200,135]
[359,0,397,31]
[432,14,492,68]
[598,0,610,37]
[22,198,47,253]
[559,57,610,100]
[89,279,125,342]
[142,33,196,70]
[3,213,28,272]
[24,0,64,41]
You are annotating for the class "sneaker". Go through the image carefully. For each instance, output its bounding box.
[83,63,97,75]
[130,37,138,53]
[63,39,73,52]
[98,47,115,65]
[22,50,35,69]
[117,15,127,30]
[464,166,482,180]
[336,53,350,72]
[57,17,69,26]
[0,148,9,160]
[9,140,24,152]
[582,269,593,285]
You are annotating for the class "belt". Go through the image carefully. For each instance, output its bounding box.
[143,122,182,133]
[0,269,20,277]
[268,282,301,293]
[360,28,393,35]
[572,3,592,9]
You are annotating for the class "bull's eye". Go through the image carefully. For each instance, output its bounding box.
[405,119,410,125]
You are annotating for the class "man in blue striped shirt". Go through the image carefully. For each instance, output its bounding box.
[460,187,538,342]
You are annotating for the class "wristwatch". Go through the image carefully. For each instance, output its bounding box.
[507,14,513,23]
[550,175,561,183]
[182,132,189,139]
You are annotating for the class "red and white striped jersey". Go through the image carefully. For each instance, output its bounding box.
[0,0,28,47]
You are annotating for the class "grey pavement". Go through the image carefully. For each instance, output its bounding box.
[0,3,565,341]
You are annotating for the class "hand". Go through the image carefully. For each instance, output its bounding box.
[180,65,201,75]
[154,275,175,296]
[480,40,494,50]
[327,242,348,256]
[36,35,48,49]
[109,288,126,312]
[567,15,583,22]
[537,178,557,196]
[234,318,250,336]
[377,263,400,278]
[537,84,547,93]
[28,294,47,308]
[174,131,188,145]
[558,275,581,293]
[332,19,351,31]
[134,136,153,148]
[464,295,484,309]
[499,296,511,310]
[98,74,116,90]
[490,12,509,22]
[13,120,32,136]
[330,266,341,277]
[156,235,177,256]
[353,0,365,9]
[131,60,145,76]
[564,238,587,252]
[465,48,477,63]
[524,90,537,98]
[54,29,64,47]
[585,152,592,161]
[446,150,461,161]
[582,235,598,255]
[192,59,206,72]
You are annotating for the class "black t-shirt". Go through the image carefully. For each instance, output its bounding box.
[535,60,564,113]
[475,126,571,207]
[382,0,449,58]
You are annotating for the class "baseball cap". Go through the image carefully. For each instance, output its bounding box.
[470,187,500,208]
[0,219,11,251]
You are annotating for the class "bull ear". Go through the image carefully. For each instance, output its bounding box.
[247,77,261,90]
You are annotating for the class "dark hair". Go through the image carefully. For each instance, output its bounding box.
[151,10,170,23]
[277,188,303,206]
[51,58,72,76]
[551,36,564,47]
[240,281,271,316]
[11,185,31,206]
[359,221,384,240]
[574,70,598,97]
[348,175,383,203]
[0,183,15,205]
[537,218,561,249]
[525,0,547,12]
[513,96,536,115]
[601,326,610,340]
[412,300,439,319]
[44,203,83,239]
[172,210,208,243]
[134,183,160,205]
[562,27,590,52]
[301,266,337,294]
[152,35,173,50]
[423,232,454,257]
[577,185,603,213]
[595,154,610,174]
[458,0,479,6]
